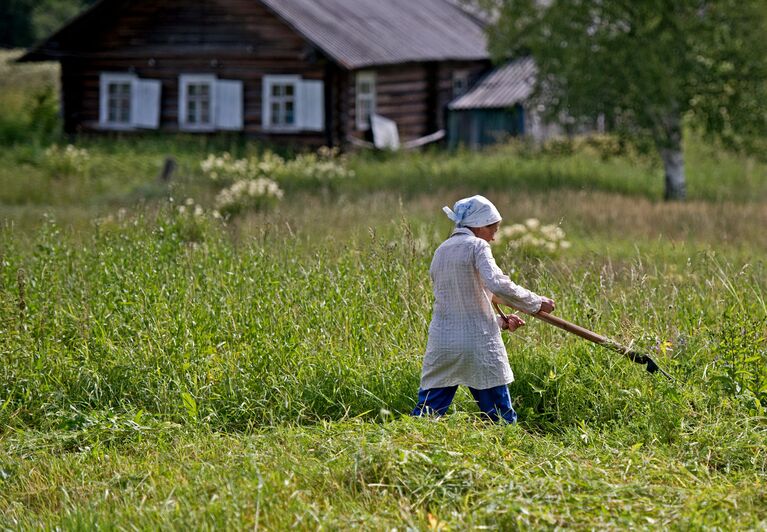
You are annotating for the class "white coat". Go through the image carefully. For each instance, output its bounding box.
[420,228,543,390]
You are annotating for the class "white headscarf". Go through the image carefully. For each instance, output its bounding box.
[442,195,502,228]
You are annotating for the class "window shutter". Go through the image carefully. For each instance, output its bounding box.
[261,79,271,128]
[132,79,162,129]
[99,75,110,126]
[215,80,243,130]
[299,80,324,131]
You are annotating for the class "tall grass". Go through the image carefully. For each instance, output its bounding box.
[1,197,765,527]
[1,202,764,432]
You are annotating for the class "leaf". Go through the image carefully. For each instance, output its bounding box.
[181,392,198,420]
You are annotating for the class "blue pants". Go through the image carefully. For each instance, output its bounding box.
[411,384,517,424]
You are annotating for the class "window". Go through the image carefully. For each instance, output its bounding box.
[107,81,132,124]
[452,70,470,98]
[262,76,324,132]
[186,83,212,125]
[179,75,243,131]
[262,76,299,130]
[355,71,376,131]
[99,73,161,130]
[179,75,216,131]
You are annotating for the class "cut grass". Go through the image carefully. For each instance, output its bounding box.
[2,417,765,529]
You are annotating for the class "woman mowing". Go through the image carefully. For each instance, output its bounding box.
[412,195,556,423]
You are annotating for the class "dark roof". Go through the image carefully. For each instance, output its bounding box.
[261,0,489,68]
[20,0,489,68]
[449,57,537,110]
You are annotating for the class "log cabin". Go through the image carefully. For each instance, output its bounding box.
[19,0,497,147]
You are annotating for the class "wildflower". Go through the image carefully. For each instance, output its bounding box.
[524,218,541,230]
[44,144,90,176]
[214,178,284,218]
[496,219,571,255]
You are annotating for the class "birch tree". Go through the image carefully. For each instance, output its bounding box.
[485,0,767,200]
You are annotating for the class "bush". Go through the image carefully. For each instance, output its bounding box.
[494,218,570,257]
[214,178,284,218]
[42,144,90,178]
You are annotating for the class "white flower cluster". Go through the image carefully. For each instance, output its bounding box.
[200,148,354,185]
[44,144,90,176]
[214,178,284,217]
[200,152,255,182]
[177,197,206,218]
[287,146,355,181]
[498,218,571,253]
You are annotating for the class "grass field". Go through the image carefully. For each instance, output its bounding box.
[1,50,766,529]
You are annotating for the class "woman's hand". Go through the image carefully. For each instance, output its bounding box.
[501,313,526,332]
[538,297,556,314]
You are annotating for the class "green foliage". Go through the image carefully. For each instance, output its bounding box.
[486,0,767,198]
[42,144,90,178]
[0,0,95,47]
[0,51,61,145]
[30,0,86,41]
[710,310,767,415]
[488,0,767,144]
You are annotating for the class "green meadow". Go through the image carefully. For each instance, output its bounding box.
[1,50,766,529]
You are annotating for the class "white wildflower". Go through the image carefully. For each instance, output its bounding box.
[44,144,90,176]
[214,178,284,217]
[524,218,541,230]
[497,219,570,255]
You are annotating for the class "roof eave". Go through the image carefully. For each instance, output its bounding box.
[348,54,489,70]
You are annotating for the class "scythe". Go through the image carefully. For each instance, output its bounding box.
[493,298,674,381]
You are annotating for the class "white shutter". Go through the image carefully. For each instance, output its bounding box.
[132,79,161,129]
[299,80,324,131]
[215,79,243,130]
[99,75,110,126]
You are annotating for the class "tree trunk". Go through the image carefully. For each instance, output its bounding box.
[661,145,686,200]
[656,110,686,201]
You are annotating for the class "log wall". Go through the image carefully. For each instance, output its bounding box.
[344,60,490,143]
[55,0,490,148]
[60,0,327,145]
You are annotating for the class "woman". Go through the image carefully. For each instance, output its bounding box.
[412,195,555,423]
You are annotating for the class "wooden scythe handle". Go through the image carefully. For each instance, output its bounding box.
[493,297,674,381]
[493,299,608,346]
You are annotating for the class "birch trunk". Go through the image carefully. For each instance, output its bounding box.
[656,111,686,201]
[661,145,686,200]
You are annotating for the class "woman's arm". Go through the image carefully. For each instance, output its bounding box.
[475,241,547,314]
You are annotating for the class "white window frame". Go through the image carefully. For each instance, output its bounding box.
[452,70,470,98]
[355,71,376,131]
[262,75,301,132]
[179,74,217,131]
[99,73,136,130]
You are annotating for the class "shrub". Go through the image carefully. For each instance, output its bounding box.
[709,310,767,415]
[200,151,286,183]
[281,146,355,191]
[214,178,284,218]
[495,218,570,256]
[43,144,90,178]
[200,148,354,194]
